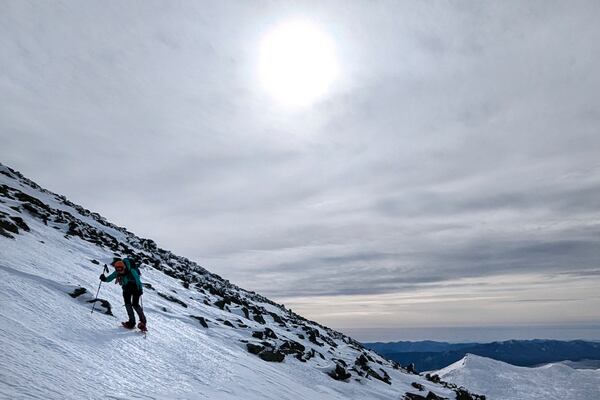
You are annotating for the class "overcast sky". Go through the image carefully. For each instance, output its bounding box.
[2,1,600,341]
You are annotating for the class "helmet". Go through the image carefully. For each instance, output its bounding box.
[112,259,126,274]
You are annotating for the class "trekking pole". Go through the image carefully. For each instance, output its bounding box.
[91,264,109,314]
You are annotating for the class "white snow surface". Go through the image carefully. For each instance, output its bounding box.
[434,354,600,400]
[0,163,463,399]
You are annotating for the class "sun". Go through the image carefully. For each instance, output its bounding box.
[258,20,338,107]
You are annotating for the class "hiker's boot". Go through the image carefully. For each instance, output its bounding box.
[121,321,135,329]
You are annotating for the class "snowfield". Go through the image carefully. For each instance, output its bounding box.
[434,354,600,400]
[0,163,483,400]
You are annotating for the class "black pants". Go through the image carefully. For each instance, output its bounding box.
[123,283,146,324]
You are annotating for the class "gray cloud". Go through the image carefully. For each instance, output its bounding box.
[2,1,600,333]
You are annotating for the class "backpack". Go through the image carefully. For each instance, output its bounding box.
[124,257,141,277]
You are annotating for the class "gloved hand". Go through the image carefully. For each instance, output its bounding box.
[99,274,107,282]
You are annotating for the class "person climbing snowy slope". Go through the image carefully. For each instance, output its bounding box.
[100,257,147,331]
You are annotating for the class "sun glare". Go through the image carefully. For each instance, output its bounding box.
[258,20,338,107]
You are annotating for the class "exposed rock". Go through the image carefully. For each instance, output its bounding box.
[329,364,352,381]
[279,340,305,355]
[404,392,446,400]
[425,373,441,384]
[355,354,369,369]
[253,312,266,324]
[0,217,19,237]
[214,299,228,310]
[246,343,264,354]
[425,392,445,400]
[303,327,323,346]
[190,315,208,328]
[333,358,347,367]
[252,331,263,339]
[267,311,286,326]
[455,388,486,400]
[411,382,425,391]
[404,393,427,400]
[69,287,87,298]
[10,216,29,232]
[264,328,276,338]
[259,349,285,362]
[321,334,338,348]
[366,367,391,385]
[86,298,113,315]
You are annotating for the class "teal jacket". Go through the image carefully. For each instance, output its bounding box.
[105,259,142,291]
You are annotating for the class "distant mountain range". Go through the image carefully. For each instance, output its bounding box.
[363,339,600,372]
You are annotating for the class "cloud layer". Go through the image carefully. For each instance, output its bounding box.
[2,1,600,336]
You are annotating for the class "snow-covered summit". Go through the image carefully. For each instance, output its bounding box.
[0,163,484,399]
[434,354,600,400]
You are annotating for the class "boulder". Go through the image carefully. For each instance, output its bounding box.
[279,340,305,355]
[329,364,352,381]
[246,343,264,354]
[253,312,266,324]
[69,287,87,298]
[259,350,285,362]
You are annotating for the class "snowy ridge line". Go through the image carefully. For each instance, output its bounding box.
[0,162,486,400]
[433,354,600,400]
[0,162,211,276]
[0,162,156,245]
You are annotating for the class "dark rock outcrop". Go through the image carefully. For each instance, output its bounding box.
[190,315,209,328]
[86,298,113,315]
[69,287,87,298]
[9,216,29,232]
[403,392,445,400]
[329,364,352,381]
[246,343,264,354]
[407,363,417,374]
[259,349,285,362]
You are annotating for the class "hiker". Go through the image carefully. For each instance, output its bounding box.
[100,257,147,331]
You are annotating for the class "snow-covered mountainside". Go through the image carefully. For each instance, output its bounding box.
[0,163,484,400]
[433,354,600,400]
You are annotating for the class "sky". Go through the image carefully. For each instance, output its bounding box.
[2,1,600,342]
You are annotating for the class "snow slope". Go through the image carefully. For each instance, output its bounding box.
[434,354,600,400]
[0,163,483,400]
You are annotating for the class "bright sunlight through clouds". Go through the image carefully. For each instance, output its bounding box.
[258,20,338,107]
